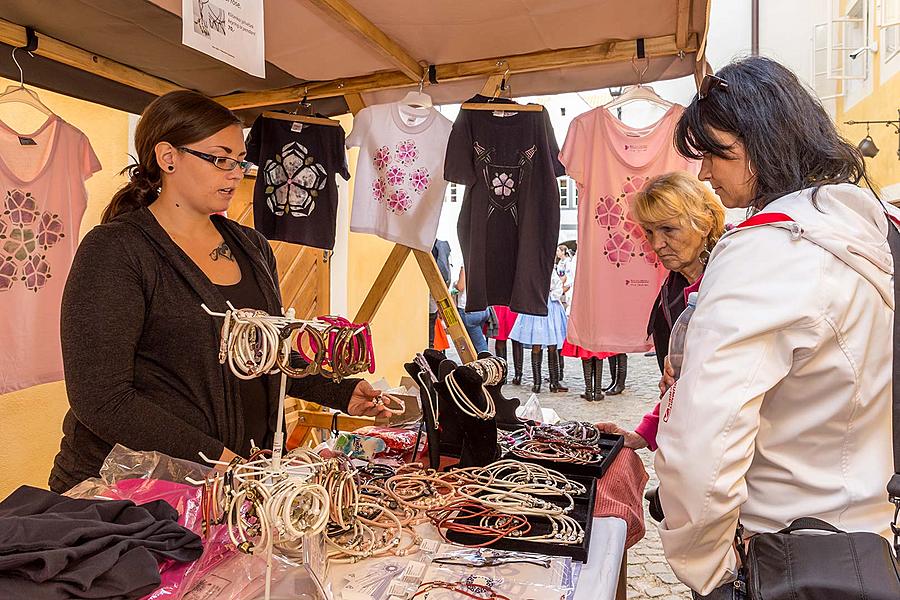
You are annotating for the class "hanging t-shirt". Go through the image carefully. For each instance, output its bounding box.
[345,102,452,252]
[445,96,565,317]
[0,116,100,393]
[561,105,698,353]
[244,114,349,250]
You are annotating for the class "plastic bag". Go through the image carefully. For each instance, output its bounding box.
[515,393,544,422]
[65,444,240,600]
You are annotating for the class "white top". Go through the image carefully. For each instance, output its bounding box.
[655,184,899,594]
[346,102,452,252]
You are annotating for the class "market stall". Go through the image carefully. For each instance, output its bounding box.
[0,1,710,598]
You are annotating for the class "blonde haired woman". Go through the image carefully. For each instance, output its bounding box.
[596,171,725,449]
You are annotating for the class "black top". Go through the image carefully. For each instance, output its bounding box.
[647,270,690,373]
[50,208,359,493]
[213,222,270,457]
[444,96,565,316]
[245,114,350,250]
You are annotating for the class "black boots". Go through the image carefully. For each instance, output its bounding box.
[557,349,565,381]
[580,359,593,401]
[593,358,605,401]
[494,340,508,385]
[605,354,627,395]
[548,347,568,393]
[511,341,524,385]
[580,358,604,401]
[530,347,543,393]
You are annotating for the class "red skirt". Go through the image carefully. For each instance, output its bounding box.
[491,306,518,341]
[561,339,615,360]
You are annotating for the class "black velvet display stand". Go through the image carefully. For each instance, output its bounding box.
[475,350,524,432]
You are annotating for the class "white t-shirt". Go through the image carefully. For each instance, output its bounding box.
[346,102,452,251]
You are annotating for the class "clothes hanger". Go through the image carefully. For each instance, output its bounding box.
[603,56,673,111]
[461,63,544,113]
[399,70,433,108]
[263,87,341,127]
[0,47,54,117]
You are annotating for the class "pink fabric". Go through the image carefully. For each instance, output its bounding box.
[560,106,698,353]
[491,305,518,341]
[683,274,703,302]
[560,339,615,359]
[635,402,661,452]
[593,448,650,549]
[0,116,100,393]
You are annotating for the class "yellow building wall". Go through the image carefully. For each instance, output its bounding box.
[834,15,900,195]
[0,79,131,498]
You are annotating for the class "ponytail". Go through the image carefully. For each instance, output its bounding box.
[101,163,161,224]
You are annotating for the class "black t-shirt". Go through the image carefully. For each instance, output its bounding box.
[245,115,350,249]
[214,222,270,457]
[444,97,565,316]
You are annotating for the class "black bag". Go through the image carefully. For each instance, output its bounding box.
[737,210,900,599]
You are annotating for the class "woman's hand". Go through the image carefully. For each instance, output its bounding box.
[659,356,676,397]
[595,422,649,449]
[346,380,392,419]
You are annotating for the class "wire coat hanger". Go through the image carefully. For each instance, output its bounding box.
[0,44,54,117]
[262,87,341,127]
[603,55,672,112]
[462,62,543,113]
[400,69,433,108]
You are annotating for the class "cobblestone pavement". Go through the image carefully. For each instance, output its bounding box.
[495,348,693,600]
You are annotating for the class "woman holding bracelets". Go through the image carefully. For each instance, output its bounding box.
[49,91,389,494]
[595,171,724,449]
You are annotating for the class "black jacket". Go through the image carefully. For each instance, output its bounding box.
[647,271,690,373]
[50,208,358,493]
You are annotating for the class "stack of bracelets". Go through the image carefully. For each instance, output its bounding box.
[467,356,507,386]
[199,452,586,561]
[445,369,496,420]
[217,308,375,382]
[505,421,608,464]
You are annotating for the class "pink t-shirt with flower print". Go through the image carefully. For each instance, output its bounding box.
[346,102,452,252]
[0,116,100,393]
[560,106,698,353]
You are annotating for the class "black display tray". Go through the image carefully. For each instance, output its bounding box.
[445,474,597,562]
[502,432,624,480]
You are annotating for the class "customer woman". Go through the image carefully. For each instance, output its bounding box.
[595,171,724,438]
[50,91,389,493]
[454,265,489,354]
[654,56,898,598]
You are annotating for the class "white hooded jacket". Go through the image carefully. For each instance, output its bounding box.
[655,184,900,594]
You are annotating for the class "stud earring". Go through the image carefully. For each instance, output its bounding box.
[168,166,174,171]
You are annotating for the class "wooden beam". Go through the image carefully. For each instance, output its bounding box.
[676,0,692,49]
[0,18,181,97]
[305,0,422,81]
[411,249,477,364]
[216,33,700,110]
[344,93,367,115]
[353,244,412,324]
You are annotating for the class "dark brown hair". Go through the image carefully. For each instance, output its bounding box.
[101,90,242,223]
[674,56,867,210]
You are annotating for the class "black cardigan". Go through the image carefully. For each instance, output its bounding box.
[646,270,690,374]
[49,208,358,493]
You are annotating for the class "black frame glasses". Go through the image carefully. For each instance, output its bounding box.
[698,74,729,100]
[177,147,250,172]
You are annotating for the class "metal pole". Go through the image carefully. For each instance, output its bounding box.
[752,0,760,56]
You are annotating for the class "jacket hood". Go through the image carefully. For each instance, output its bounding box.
[724,184,898,309]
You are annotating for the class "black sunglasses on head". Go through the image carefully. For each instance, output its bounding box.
[698,74,729,100]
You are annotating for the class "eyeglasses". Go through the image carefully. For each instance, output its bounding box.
[698,74,729,100]
[177,147,251,172]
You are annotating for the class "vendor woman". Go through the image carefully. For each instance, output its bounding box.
[50,91,389,493]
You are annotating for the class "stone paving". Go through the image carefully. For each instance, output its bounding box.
[493,348,693,599]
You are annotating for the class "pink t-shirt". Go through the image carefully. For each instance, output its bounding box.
[0,116,100,393]
[560,106,697,353]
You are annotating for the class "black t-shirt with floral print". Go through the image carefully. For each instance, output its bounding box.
[444,97,565,316]
[245,115,350,250]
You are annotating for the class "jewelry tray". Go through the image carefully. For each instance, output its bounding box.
[445,474,597,562]
[502,432,624,480]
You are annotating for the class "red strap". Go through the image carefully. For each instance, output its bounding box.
[735,212,795,229]
[888,213,900,229]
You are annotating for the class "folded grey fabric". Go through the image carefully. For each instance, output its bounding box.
[0,485,202,599]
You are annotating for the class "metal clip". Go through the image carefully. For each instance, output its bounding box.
[789,222,803,240]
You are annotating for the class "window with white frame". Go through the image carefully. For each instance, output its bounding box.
[883,0,900,63]
[827,0,870,81]
[446,183,461,203]
[558,177,569,208]
[814,23,844,100]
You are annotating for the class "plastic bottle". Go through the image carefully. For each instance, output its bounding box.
[668,292,698,379]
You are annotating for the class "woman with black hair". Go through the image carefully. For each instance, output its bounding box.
[654,56,900,598]
[50,91,390,493]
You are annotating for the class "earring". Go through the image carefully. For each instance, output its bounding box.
[168,166,175,172]
[747,161,755,177]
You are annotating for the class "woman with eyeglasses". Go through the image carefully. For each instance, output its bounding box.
[653,57,900,598]
[49,91,389,493]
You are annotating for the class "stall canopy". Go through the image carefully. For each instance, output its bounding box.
[0,0,710,120]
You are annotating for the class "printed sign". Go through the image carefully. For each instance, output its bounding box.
[182,0,265,78]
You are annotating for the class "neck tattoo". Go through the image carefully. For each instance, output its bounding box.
[210,241,234,262]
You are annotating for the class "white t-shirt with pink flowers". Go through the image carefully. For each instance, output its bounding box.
[346,102,452,252]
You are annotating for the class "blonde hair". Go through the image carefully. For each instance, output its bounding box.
[630,171,726,248]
